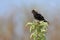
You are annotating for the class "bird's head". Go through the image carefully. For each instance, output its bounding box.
[32,9,38,15]
[32,10,36,13]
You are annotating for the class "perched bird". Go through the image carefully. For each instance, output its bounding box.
[32,10,48,22]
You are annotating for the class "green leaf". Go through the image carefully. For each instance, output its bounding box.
[26,20,48,40]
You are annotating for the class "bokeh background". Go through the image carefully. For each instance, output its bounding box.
[0,0,60,40]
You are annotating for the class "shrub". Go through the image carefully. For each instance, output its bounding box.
[26,20,48,40]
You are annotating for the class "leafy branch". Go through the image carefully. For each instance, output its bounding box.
[26,20,48,40]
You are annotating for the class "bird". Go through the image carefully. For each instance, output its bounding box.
[32,10,48,22]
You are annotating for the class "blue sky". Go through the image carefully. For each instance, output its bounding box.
[0,0,60,21]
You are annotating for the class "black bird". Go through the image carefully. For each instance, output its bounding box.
[32,10,47,22]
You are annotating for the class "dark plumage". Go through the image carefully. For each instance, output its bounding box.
[32,10,47,22]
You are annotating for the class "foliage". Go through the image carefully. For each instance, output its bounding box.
[26,20,48,40]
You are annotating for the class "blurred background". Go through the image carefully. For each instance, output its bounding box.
[0,0,60,40]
